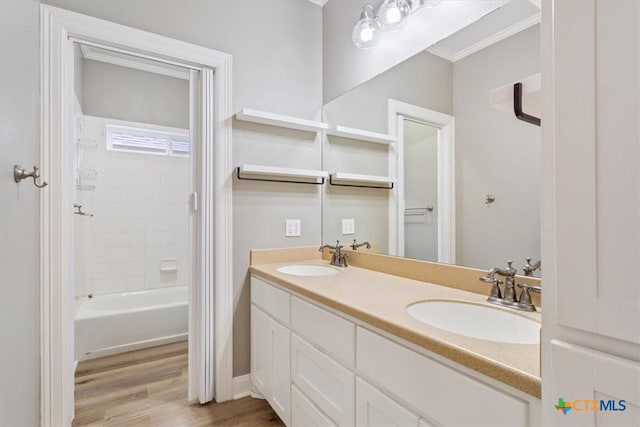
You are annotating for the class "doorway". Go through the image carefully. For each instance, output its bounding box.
[40,6,233,425]
[71,43,193,414]
[388,99,455,264]
[403,119,439,262]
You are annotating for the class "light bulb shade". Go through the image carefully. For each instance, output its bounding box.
[352,6,378,49]
[377,0,411,32]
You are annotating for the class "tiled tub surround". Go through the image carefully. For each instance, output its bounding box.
[249,247,541,398]
[74,116,190,297]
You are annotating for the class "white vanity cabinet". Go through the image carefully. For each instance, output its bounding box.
[250,275,540,426]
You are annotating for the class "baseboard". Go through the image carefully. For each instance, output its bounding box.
[233,374,253,399]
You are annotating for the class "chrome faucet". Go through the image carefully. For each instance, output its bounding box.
[480,261,517,306]
[350,240,371,250]
[319,240,348,267]
[522,258,541,276]
[480,261,541,312]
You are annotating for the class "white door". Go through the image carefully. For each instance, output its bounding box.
[542,0,640,425]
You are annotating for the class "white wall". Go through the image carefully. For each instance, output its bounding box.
[322,0,507,102]
[322,51,452,252]
[44,0,324,376]
[82,59,189,129]
[404,120,438,262]
[0,1,41,425]
[453,25,540,269]
[74,117,189,297]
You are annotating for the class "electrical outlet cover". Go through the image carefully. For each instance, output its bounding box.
[342,218,355,235]
[285,219,301,237]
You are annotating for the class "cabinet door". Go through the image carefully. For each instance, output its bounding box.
[546,0,640,344]
[356,378,420,427]
[291,385,337,427]
[269,318,291,426]
[551,341,639,427]
[251,305,270,396]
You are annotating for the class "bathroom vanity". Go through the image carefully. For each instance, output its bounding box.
[249,250,541,427]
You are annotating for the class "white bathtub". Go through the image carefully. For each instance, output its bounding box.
[75,286,188,360]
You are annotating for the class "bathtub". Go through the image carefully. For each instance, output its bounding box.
[75,285,188,361]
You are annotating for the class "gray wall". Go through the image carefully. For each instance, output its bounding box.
[453,25,540,269]
[82,59,189,128]
[44,0,323,377]
[0,1,41,425]
[322,51,453,252]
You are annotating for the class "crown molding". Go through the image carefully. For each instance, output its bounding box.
[427,13,540,63]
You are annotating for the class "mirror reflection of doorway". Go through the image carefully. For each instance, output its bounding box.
[403,119,439,262]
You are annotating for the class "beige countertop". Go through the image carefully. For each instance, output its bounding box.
[250,259,541,398]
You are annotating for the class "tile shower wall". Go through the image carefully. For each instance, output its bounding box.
[74,116,189,297]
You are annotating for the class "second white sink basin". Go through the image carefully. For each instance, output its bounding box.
[407,300,540,344]
[277,264,339,277]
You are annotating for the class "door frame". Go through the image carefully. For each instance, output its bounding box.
[388,99,455,263]
[40,5,233,425]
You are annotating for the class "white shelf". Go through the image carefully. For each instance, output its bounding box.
[329,172,396,189]
[489,73,541,117]
[327,125,397,144]
[237,164,328,184]
[236,108,329,132]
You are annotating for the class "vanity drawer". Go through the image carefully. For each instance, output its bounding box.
[251,276,290,326]
[291,296,355,366]
[356,377,420,427]
[356,327,529,426]
[291,385,337,427]
[291,334,355,427]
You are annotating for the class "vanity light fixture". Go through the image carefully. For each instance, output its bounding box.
[376,0,411,32]
[353,0,442,49]
[352,4,379,49]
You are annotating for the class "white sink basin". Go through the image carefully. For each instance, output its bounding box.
[406,300,540,344]
[277,265,339,277]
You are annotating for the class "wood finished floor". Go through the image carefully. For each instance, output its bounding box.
[73,341,284,426]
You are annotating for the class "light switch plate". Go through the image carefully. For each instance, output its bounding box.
[342,218,355,235]
[285,219,301,237]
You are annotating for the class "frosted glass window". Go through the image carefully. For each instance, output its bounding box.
[106,124,189,157]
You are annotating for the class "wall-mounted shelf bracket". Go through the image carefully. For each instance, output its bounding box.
[514,82,541,126]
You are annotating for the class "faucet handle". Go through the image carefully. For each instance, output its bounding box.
[516,283,541,311]
[517,283,541,293]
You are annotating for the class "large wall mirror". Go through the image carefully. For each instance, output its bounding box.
[322,0,541,277]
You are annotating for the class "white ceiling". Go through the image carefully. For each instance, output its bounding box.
[427,0,540,62]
